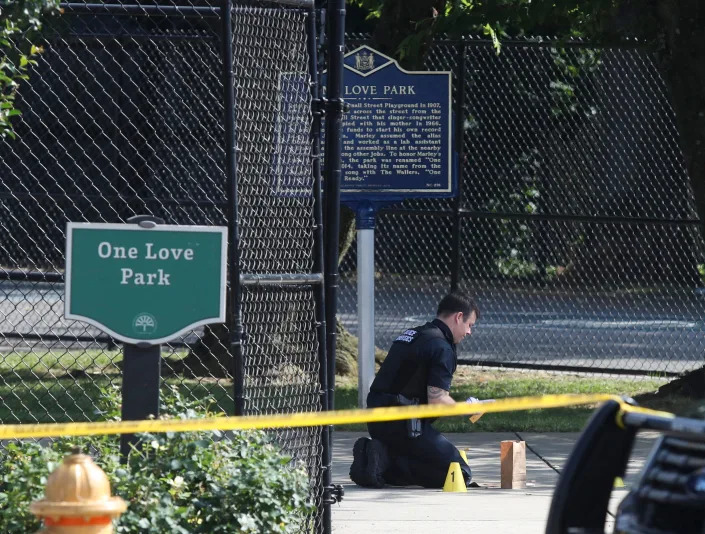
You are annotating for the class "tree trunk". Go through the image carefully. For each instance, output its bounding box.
[339,205,356,265]
[335,316,388,376]
[645,0,705,394]
[656,0,705,230]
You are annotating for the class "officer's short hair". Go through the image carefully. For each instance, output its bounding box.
[437,292,480,319]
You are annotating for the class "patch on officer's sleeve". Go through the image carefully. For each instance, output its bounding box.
[394,329,418,343]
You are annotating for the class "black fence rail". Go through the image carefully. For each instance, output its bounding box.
[0,2,329,532]
[339,36,705,376]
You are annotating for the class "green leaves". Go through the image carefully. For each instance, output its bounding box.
[482,23,500,54]
[0,0,59,139]
[364,0,623,61]
[0,386,314,533]
[489,150,543,278]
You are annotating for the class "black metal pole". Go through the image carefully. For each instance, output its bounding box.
[450,41,467,292]
[221,0,244,415]
[322,1,344,532]
[324,0,344,412]
[60,0,317,15]
[0,269,64,282]
[308,7,332,532]
[120,343,161,459]
[59,2,222,16]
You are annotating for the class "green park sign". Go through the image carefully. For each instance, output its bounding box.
[65,222,228,345]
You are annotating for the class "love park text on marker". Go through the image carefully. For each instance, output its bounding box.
[96,241,195,286]
[344,84,416,96]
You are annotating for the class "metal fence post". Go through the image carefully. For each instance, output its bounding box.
[308,6,332,533]
[323,0,345,531]
[220,0,245,415]
[450,40,467,292]
[323,0,344,417]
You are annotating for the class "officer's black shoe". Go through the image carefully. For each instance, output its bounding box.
[349,437,371,486]
[366,439,389,488]
[349,437,388,488]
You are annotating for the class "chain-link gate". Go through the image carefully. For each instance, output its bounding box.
[340,36,705,377]
[0,1,330,531]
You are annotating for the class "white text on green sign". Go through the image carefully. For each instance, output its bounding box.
[65,223,227,345]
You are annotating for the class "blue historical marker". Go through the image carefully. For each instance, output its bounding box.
[329,46,456,408]
[340,45,455,200]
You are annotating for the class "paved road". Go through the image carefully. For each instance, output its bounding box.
[339,278,705,374]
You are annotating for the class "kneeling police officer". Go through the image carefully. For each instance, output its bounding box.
[350,291,479,488]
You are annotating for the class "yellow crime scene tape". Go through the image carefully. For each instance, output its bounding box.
[0,393,675,440]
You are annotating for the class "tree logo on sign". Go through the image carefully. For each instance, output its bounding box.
[133,313,157,334]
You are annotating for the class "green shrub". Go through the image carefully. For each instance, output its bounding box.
[0,387,313,533]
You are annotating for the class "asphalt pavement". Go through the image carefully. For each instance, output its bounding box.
[338,278,705,374]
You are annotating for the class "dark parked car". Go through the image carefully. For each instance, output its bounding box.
[545,398,705,534]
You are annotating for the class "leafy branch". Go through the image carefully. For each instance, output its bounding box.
[0,0,58,139]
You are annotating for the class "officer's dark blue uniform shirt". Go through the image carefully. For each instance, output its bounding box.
[369,318,457,404]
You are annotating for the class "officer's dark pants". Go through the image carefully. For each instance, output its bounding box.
[367,418,472,488]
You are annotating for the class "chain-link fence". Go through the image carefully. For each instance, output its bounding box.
[339,36,705,376]
[0,1,327,531]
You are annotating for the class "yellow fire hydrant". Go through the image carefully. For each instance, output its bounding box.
[30,447,127,534]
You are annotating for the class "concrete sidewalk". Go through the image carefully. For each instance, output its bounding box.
[331,431,661,534]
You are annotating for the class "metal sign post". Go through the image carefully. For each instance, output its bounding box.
[64,216,227,457]
[355,203,376,408]
[121,341,161,457]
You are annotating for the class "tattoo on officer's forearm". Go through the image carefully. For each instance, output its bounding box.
[427,386,448,399]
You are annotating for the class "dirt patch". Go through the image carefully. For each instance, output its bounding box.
[452,365,560,384]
